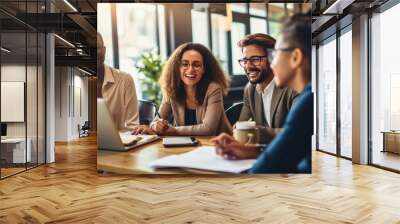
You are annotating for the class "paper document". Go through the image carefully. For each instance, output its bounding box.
[149,146,256,173]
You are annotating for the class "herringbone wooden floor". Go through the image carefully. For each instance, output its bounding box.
[1,135,400,224]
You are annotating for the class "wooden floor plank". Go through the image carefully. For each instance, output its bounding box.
[0,135,399,223]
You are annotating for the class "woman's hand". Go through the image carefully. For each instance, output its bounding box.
[151,119,170,134]
[131,125,155,135]
[162,127,177,136]
[210,133,261,160]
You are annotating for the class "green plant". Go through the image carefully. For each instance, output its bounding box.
[136,51,164,107]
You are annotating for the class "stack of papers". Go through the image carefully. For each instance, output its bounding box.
[149,146,256,173]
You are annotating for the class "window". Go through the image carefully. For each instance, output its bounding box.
[250,17,267,34]
[231,22,246,75]
[97,3,167,100]
[191,3,300,75]
[97,3,114,67]
[390,75,400,129]
[157,5,167,61]
[116,3,157,99]
[317,37,337,154]
[0,2,46,179]
[98,2,306,98]
[268,21,281,39]
[371,3,400,171]
[316,27,353,159]
[339,28,352,158]
[192,9,210,49]
[250,3,267,17]
[231,3,247,13]
[267,3,286,38]
[312,45,317,150]
[1,32,28,177]
[268,3,285,21]
[211,13,229,73]
[286,3,294,16]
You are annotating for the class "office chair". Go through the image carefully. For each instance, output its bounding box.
[78,121,90,138]
[139,99,157,125]
[224,102,244,125]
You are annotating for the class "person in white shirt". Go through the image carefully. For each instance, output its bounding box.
[236,33,298,144]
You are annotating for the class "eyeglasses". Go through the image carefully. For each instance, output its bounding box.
[238,56,268,68]
[267,47,296,61]
[180,61,203,70]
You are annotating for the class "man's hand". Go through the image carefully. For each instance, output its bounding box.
[131,125,155,135]
[210,133,261,160]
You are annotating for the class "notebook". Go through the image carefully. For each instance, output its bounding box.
[120,133,142,146]
[149,146,256,173]
[120,132,159,147]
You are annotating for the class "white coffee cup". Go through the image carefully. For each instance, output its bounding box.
[233,121,260,144]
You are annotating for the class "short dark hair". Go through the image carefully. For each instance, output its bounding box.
[281,13,311,58]
[238,33,276,54]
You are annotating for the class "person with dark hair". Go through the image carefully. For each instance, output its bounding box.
[237,33,298,144]
[211,13,313,173]
[147,43,232,136]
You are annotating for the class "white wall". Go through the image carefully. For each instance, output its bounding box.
[55,66,69,141]
[1,65,26,140]
[1,64,46,164]
[1,65,26,136]
[54,67,89,141]
[1,65,37,137]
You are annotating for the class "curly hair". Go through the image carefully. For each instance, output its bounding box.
[159,43,230,105]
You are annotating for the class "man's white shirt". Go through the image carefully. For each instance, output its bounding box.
[257,80,275,126]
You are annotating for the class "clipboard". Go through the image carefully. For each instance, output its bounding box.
[162,137,199,147]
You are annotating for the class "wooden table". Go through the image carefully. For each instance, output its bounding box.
[97,137,219,174]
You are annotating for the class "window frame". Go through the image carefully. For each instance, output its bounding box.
[368,0,400,173]
[193,3,292,76]
[109,3,165,70]
[315,23,353,161]
[338,24,353,159]
[0,0,47,179]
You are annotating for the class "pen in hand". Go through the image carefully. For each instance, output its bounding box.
[155,111,162,119]
[154,111,170,132]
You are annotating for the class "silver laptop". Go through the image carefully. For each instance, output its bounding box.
[97,98,159,151]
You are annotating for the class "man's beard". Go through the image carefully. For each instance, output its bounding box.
[247,67,271,84]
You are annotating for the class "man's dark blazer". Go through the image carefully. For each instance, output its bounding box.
[249,84,313,174]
